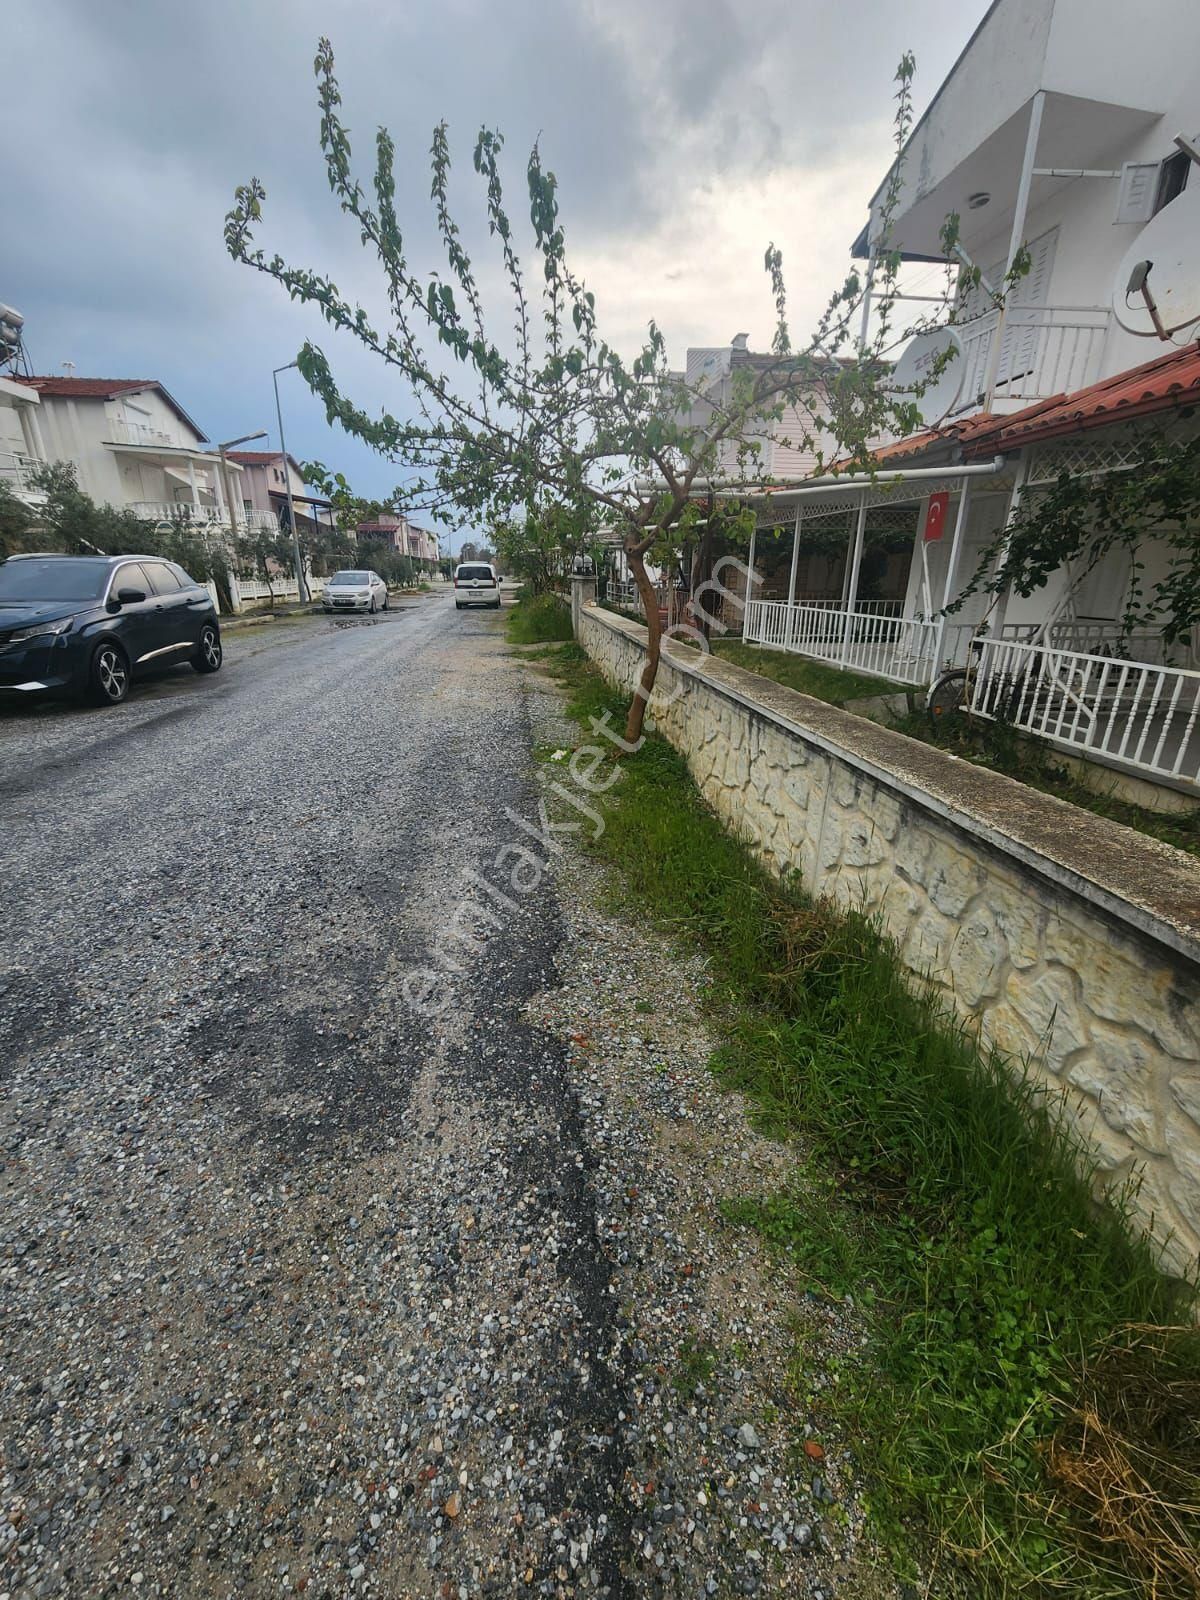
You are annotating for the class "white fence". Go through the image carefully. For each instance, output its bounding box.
[744,598,942,687]
[971,636,1200,788]
[234,573,329,603]
[1000,619,1198,672]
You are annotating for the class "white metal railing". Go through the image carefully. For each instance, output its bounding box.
[105,418,187,449]
[999,619,1198,670]
[237,509,281,534]
[744,598,941,686]
[0,450,42,492]
[970,636,1200,787]
[606,580,639,607]
[951,306,1110,414]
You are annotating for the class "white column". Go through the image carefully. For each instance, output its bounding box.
[940,482,974,612]
[984,91,1044,410]
[17,402,45,463]
[743,518,758,638]
[785,505,803,650]
[839,507,856,606]
[857,244,877,352]
[932,480,974,671]
[187,457,201,510]
[840,492,869,667]
[989,453,1031,637]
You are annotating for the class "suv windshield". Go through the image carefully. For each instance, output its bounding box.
[457,565,494,581]
[0,557,111,603]
[330,571,369,585]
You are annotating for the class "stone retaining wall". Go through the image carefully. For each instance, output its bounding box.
[576,602,1200,1280]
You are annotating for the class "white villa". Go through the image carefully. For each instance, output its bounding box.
[736,0,1200,804]
[0,375,279,533]
[0,373,346,608]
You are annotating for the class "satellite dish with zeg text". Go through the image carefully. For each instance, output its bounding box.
[888,326,965,425]
[1113,184,1200,340]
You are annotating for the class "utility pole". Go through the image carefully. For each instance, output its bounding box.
[273,361,309,604]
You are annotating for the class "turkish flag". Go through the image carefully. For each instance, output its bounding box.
[923,490,950,543]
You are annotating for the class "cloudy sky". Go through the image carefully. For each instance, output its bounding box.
[8,0,985,537]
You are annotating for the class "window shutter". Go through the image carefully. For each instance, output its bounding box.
[997,227,1058,392]
[1116,161,1161,225]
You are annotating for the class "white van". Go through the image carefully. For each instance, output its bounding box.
[454,562,501,610]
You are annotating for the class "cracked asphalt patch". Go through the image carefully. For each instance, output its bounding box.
[0,597,894,1599]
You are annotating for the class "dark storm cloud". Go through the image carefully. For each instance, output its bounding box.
[6,0,979,499]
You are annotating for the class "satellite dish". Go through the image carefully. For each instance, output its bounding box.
[1113,184,1200,338]
[888,326,964,424]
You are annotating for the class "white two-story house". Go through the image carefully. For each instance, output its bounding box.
[10,376,244,524]
[739,0,1200,802]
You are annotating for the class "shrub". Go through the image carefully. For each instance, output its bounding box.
[507,592,573,644]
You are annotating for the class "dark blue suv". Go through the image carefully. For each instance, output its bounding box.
[0,553,222,707]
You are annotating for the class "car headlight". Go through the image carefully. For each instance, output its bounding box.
[5,615,75,646]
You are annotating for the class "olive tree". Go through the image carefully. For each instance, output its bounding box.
[226,42,940,743]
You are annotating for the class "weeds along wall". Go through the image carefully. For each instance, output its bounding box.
[577,602,1200,1281]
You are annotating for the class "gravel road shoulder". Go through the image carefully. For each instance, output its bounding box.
[515,662,900,1600]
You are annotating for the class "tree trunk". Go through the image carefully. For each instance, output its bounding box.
[688,521,716,642]
[624,544,662,746]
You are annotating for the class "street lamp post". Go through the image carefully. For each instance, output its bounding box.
[273,361,309,605]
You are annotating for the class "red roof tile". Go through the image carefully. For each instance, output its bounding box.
[966,341,1200,452]
[827,343,1200,473]
[226,450,307,478]
[828,408,1005,470]
[17,376,159,399]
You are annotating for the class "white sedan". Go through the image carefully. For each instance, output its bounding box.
[322,569,389,614]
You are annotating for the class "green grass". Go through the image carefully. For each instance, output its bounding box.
[535,643,1199,1599]
[700,638,909,707]
[506,591,574,644]
[893,708,1200,860]
[673,1331,720,1400]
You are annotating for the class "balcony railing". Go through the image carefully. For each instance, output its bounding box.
[126,502,279,536]
[971,635,1200,789]
[105,418,188,450]
[0,450,43,493]
[128,500,226,526]
[950,305,1110,415]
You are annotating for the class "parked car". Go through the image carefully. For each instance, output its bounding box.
[323,569,389,613]
[0,553,222,707]
[454,562,501,610]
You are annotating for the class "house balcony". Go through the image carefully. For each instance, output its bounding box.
[0,450,44,498]
[948,305,1111,417]
[127,501,279,536]
[105,418,189,450]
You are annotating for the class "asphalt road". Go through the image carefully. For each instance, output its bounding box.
[0,595,866,1600]
[0,596,642,1599]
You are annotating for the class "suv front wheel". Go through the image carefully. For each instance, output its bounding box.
[89,640,130,706]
